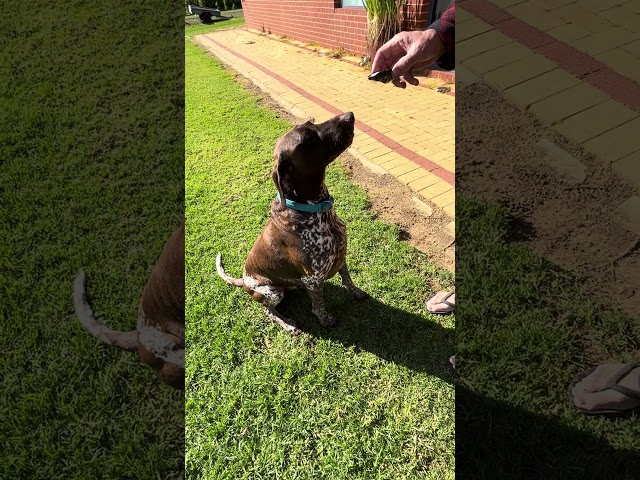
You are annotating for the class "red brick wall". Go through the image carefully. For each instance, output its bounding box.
[403,0,430,32]
[241,0,429,56]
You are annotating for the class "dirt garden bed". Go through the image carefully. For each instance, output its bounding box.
[457,80,639,318]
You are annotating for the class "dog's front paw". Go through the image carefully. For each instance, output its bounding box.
[317,313,337,328]
[351,288,369,301]
[288,325,303,336]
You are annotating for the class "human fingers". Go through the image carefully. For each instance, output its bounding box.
[371,43,395,74]
[371,32,409,73]
[413,59,436,71]
[391,76,406,88]
[391,52,419,87]
[403,70,420,86]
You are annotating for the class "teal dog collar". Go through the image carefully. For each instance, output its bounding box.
[276,193,334,213]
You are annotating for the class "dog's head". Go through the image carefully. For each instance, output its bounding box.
[272,112,355,207]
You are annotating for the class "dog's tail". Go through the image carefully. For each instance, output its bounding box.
[73,270,138,351]
[216,254,244,287]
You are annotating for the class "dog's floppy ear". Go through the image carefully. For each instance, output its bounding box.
[272,152,289,212]
[272,130,302,211]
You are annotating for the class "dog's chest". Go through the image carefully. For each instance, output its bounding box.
[293,211,346,275]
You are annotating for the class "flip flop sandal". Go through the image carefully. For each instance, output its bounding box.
[425,291,455,315]
[568,361,640,416]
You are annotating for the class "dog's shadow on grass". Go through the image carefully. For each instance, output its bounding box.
[278,284,454,383]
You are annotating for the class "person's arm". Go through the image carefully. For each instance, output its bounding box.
[428,1,455,71]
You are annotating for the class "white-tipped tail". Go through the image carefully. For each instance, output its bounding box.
[73,270,138,351]
[216,254,244,287]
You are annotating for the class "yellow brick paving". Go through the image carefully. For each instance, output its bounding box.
[193,30,455,219]
[459,0,640,229]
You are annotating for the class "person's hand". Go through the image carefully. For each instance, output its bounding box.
[371,29,445,88]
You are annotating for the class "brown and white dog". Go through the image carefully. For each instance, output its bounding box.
[73,220,185,389]
[216,112,368,335]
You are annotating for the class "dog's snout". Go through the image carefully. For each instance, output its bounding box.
[340,112,355,124]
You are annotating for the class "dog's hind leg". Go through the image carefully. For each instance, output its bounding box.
[338,264,369,301]
[264,307,302,336]
[261,291,302,336]
[248,281,302,336]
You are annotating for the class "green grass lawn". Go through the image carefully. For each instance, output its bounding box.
[185,16,245,38]
[456,196,640,478]
[1,2,183,479]
[185,40,455,480]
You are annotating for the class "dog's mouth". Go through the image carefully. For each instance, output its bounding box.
[322,112,355,163]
